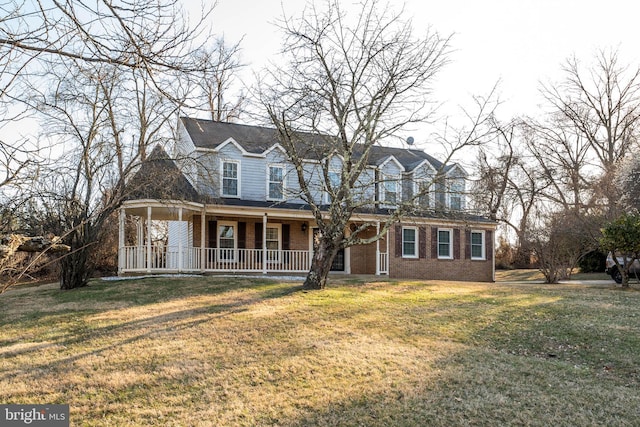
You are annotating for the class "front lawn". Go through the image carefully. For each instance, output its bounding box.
[1,276,638,426]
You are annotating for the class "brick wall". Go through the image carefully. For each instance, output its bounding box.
[388,224,494,282]
[192,215,309,250]
[350,226,378,274]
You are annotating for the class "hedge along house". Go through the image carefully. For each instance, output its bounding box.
[118,117,496,281]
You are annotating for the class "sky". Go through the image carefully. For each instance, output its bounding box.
[203,0,640,128]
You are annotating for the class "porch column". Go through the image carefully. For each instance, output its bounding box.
[118,207,125,275]
[262,213,268,275]
[147,206,152,273]
[136,217,144,270]
[178,207,183,272]
[375,221,381,275]
[386,227,390,274]
[200,206,206,273]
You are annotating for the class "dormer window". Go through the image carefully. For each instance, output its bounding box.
[381,173,400,206]
[268,164,285,200]
[415,179,432,208]
[449,178,465,210]
[221,161,239,197]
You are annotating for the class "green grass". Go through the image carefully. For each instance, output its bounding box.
[1,275,639,426]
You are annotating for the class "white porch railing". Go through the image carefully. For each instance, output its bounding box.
[119,246,311,273]
[119,246,389,275]
[378,252,389,274]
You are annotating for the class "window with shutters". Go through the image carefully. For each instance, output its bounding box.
[471,230,485,260]
[217,221,237,261]
[438,228,453,259]
[402,227,418,258]
[266,224,281,262]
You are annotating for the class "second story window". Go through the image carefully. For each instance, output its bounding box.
[449,178,465,210]
[221,161,239,197]
[268,165,284,200]
[325,170,340,203]
[381,174,399,206]
[416,180,432,208]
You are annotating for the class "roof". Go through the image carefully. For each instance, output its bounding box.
[218,197,494,223]
[125,145,204,203]
[180,117,453,173]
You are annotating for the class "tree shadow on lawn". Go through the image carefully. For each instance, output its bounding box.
[0,278,302,383]
[272,346,640,427]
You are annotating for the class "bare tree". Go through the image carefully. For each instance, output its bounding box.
[0,0,214,90]
[471,118,551,267]
[259,0,496,290]
[27,56,184,289]
[539,49,640,213]
[472,117,519,222]
[193,37,247,122]
[616,155,640,212]
[0,1,244,290]
[530,211,599,283]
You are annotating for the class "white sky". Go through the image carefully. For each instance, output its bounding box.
[205,0,640,124]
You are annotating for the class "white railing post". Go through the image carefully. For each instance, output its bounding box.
[375,222,381,275]
[262,213,268,275]
[200,207,206,272]
[178,207,183,272]
[118,207,125,275]
[146,206,152,273]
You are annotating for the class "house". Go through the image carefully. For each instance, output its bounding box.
[117,117,496,281]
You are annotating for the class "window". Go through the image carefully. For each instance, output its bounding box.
[325,170,341,203]
[438,228,452,259]
[268,165,284,200]
[265,225,281,262]
[218,221,236,261]
[449,178,465,210]
[471,230,485,260]
[402,227,418,258]
[416,180,432,208]
[381,174,399,205]
[221,161,239,197]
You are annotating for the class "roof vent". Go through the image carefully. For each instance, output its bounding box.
[406,136,414,145]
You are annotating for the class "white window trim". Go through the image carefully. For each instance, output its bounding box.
[217,220,238,262]
[402,226,418,258]
[437,228,453,260]
[380,173,401,207]
[470,230,486,260]
[413,179,434,208]
[324,169,341,204]
[265,223,282,263]
[220,160,241,198]
[267,163,286,201]
[447,178,465,210]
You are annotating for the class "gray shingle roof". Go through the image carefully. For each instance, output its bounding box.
[180,117,450,173]
[125,144,204,203]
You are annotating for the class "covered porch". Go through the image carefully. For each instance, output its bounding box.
[118,199,389,276]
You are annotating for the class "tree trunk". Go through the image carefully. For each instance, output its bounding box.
[59,226,94,290]
[60,247,92,290]
[303,235,339,290]
[621,269,630,288]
